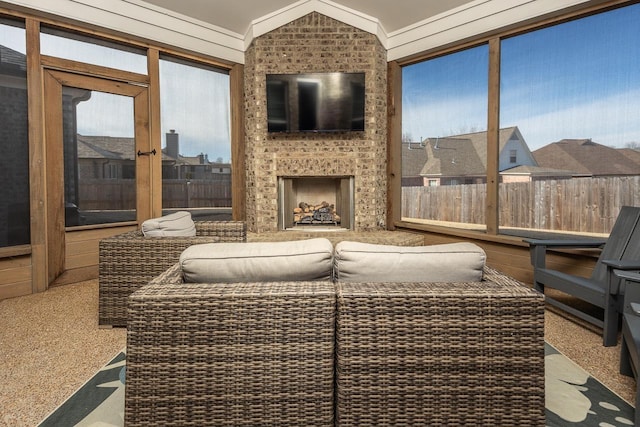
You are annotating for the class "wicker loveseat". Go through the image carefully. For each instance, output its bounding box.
[124,239,545,426]
[98,220,246,327]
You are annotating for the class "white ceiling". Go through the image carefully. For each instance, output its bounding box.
[2,0,595,62]
[140,0,476,35]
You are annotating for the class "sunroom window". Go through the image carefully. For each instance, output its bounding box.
[401,3,640,236]
[159,55,232,220]
[401,44,488,230]
[499,3,640,235]
[0,19,29,248]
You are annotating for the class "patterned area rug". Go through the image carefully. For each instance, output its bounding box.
[545,343,634,426]
[38,344,635,426]
[38,351,126,427]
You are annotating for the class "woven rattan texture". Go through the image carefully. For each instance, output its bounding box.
[125,271,336,427]
[335,267,546,426]
[98,221,246,326]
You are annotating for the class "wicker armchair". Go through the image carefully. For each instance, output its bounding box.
[125,263,336,427]
[335,266,546,426]
[98,220,246,327]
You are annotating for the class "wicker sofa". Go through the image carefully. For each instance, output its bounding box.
[98,220,246,327]
[124,239,545,426]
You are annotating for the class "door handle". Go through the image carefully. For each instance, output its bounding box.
[137,149,157,157]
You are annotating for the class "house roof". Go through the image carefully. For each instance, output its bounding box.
[533,139,640,176]
[0,45,26,76]
[78,135,231,166]
[78,135,174,162]
[77,135,136,161]
[620,148,640,166]
[499,165,584,178]
[401,142,429,178]
[419,127,519,177]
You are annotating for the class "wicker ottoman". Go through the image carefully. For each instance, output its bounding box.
[125,263,336,427]
[98,220,246,327]
[335,267,546,426]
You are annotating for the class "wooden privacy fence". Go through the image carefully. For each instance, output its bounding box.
[402,176,640,234]
[78,179,232,210]
[162,179,232,208]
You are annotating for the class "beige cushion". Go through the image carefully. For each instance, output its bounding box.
[180,238,334,283]
[141,211,196,237]
[334,241,486,283]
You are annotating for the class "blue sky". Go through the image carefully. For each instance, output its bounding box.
[402,3,640,151]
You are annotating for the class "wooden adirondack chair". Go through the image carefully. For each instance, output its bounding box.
[617,269,640,426]
[524,206,640,347]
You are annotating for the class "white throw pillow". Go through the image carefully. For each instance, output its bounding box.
[141,211,196,237]
[180,238,334,283]
[334,241,486,283]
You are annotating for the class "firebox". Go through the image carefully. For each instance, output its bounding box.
[278,176,354,230]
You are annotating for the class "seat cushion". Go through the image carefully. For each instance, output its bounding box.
[334,241,486,283]
[180,238,334,283]
[141,211,196,237]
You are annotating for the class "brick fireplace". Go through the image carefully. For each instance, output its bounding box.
[244,12,388,233]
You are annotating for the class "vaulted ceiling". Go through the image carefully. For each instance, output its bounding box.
[140,0,476,35]
[3,0,596,63]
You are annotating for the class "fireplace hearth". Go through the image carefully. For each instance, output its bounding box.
[278,176,354,231]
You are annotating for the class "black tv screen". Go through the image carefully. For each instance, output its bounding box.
[266,72,365,132]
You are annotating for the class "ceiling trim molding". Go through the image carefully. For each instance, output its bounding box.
[385,0,593,61]
[245,0,386,51]
[3,0,246,63]
[1,0,600,64]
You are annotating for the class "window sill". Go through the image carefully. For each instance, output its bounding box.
[0,245,32,259]
[393,220,604,257]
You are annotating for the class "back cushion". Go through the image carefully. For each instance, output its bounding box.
[334,241,486,283]
[141,211,196,237]
[180,238,334,283]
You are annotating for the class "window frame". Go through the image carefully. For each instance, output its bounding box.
[389,0,638,240]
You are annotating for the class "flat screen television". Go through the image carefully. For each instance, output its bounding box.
[266,72,365,132]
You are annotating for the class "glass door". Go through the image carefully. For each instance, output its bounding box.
[44,70,151,283]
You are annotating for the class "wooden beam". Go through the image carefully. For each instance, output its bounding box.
[26,18,48,292]
[147,48,163,218]
[230,63,246,222]
[486,37,501,235]
[386,61,402,230]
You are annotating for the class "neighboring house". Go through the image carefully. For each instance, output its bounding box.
[162,130,231,181]
[413,126,538,186]
[77,135,137,180]
[77,133,231,181]
[533,139,640,177]
[401,142,429,186]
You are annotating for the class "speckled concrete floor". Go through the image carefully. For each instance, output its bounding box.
[0,280,635,426]
[0,280,126,427]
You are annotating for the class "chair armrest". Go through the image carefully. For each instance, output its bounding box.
[602,260,640,271]
[613,269,640,282]
[523,238,607,269]
[522,238,607,249]
[606,263,640,295]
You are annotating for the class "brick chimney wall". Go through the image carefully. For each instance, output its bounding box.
[244,12,388,232]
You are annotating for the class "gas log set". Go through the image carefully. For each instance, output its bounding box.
[293,201,341,226]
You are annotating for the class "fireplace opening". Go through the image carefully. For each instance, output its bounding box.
[278,176,354,230]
